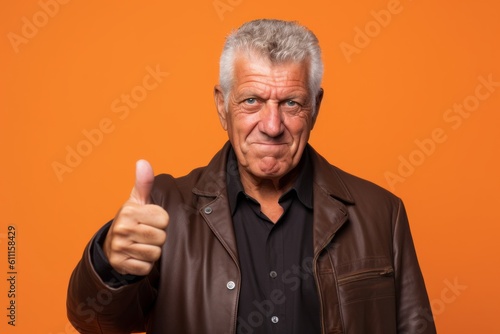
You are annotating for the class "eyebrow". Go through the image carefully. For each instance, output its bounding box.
[236,87,309,100]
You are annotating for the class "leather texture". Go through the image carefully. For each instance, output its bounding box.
[67,142,436,334]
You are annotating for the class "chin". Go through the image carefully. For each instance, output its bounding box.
[256,160,290,178]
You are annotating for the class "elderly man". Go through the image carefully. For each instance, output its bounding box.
[67,19,436,334]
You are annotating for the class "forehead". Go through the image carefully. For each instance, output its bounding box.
[232,52,310,92]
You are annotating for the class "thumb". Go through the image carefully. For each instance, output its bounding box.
[130,159,154,205]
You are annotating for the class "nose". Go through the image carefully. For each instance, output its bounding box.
[258,102,284,138]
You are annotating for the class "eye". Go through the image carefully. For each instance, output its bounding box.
[240,97,261,112]
[283,100,302,109]
[280,99,303,114]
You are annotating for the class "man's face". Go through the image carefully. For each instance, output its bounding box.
[215,53,322,183]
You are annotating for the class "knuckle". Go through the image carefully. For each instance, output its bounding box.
[126,262,152,276]
[111,222,134,237]
[138,245,161,262]
[118,204,137,219]
[136,266,153,276]
[145,204,162,217]
[150,246,162,261]
[160,211,170,228]
[141,245,160,261]
[111,238,128,252]
[155,210,169,229]
[107,242,129,264]
[108,257,126,272]
[148,204,169,216]
[157,230,167,245]
[145,229,167,246]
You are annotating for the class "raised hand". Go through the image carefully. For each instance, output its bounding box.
[103,160,169,276]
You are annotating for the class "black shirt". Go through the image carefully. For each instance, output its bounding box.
[226,147,320,334]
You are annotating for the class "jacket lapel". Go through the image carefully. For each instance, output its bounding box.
[309,145,354,255]
[192,142,240,265]
[312,187,349,256]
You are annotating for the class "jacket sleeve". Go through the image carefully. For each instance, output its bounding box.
[66,223,159,334]
[393,199,437,334]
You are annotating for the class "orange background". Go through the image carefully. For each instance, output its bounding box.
[1,0,499,333]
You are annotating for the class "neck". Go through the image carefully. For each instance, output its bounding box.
[239,165,299,204]
[239,167,299,223]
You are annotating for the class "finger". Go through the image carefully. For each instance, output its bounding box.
[118,203,169,230]
[130,223,167,246]
[130,159,155,205]
[124,243,163,262]
[113,258,156,276]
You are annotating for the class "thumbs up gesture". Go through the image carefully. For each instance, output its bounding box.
[103,160,169,276]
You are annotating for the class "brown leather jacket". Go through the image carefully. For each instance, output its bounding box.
[67,142,436,334]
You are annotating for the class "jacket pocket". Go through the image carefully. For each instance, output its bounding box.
[338,267,393,284]
[338,266,395,304]
[337,266,397,334]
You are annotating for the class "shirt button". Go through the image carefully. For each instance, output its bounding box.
[271,316,279,324]
[226,281,236,290]
[269,271,278,278]
[204,206,213,214]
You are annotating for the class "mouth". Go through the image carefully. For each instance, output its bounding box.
[250,142,289,155]
[252,142,288,146]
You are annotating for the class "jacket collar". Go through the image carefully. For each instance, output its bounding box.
[192,142,354,201]
[308,145,355,205]
[192,141,232,198]
[192,141,354,258]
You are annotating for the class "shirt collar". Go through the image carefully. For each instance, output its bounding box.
[226,145,313,215]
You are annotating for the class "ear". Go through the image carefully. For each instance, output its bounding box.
[311,88,324,129]
[214,85,228,131]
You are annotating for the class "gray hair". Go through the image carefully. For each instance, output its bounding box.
[219,19,324,114]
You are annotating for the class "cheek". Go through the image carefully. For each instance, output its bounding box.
[230,113,259,137]
[287,117,312,138]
